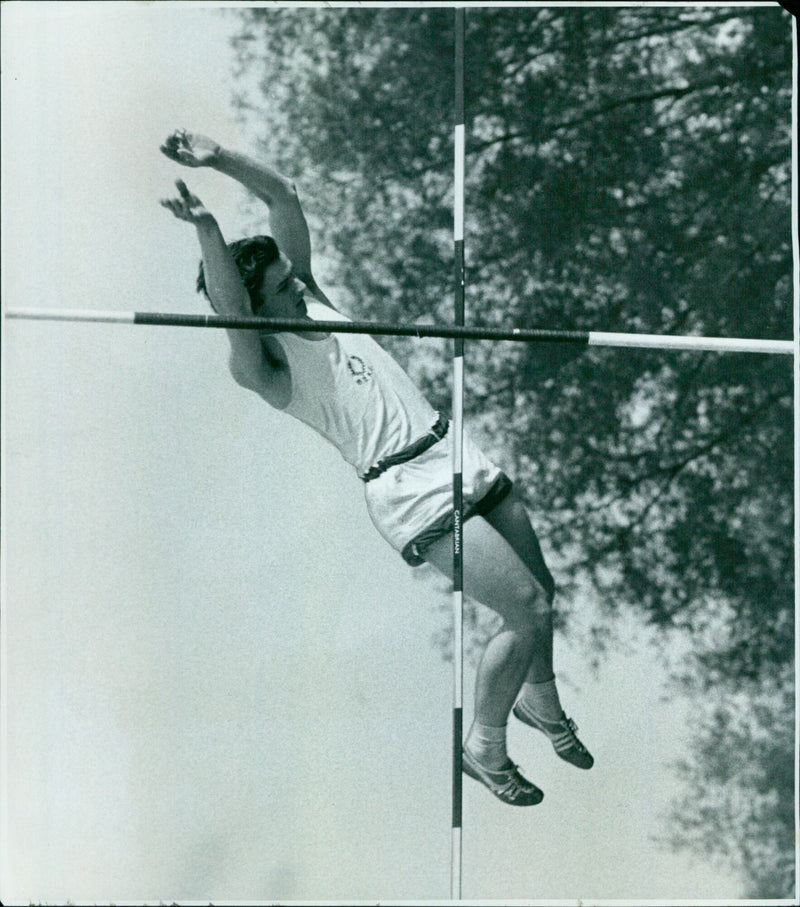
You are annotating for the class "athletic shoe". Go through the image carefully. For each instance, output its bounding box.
[512,706,594,770]
[462,746,544,806]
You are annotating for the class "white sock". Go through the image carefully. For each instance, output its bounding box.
[516,677,564,723]
[465,720,509,770]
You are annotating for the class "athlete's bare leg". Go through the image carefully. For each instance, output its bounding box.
[423,511,551,742]
[424,488,593,780]
[483,490,556,684]
[482,490,594,770]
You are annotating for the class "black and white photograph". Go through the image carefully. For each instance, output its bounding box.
[1,1,797,903]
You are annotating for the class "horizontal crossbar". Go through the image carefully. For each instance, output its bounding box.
[4,308,795,355]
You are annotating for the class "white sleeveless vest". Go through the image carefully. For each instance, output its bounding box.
[271,301,439,476]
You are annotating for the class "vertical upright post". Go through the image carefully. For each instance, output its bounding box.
[451,6,466,902]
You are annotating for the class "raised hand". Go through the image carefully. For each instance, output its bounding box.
[159,179,213,224]
[160,129,221,168]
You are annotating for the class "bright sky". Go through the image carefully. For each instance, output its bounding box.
[2,3,747,903]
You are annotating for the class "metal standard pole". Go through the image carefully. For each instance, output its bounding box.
[451,7,465,902]
[4,309,794,355]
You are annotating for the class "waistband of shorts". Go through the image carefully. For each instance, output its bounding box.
[360,414,449,483]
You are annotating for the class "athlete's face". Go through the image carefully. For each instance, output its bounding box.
[256,253,308,318]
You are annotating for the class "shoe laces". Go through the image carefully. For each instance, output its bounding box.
[472,757,536,801]
[497,770,538,801]
[563,717,587,753]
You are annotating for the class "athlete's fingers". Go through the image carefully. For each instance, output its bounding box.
[160,198,190,220]
[176,179,192,199]
[176,179,202,205]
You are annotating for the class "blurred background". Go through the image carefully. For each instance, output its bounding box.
[2,3,795,902]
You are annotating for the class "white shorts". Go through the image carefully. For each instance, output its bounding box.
[363,426,513,566]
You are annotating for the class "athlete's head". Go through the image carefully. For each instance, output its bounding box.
[196,235,280,314]
[254,250,309,319]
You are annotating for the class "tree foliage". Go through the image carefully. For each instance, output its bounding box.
[229,7,794,895]
[664,664,796,898]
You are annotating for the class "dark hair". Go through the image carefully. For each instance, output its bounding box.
[196,235,280,314]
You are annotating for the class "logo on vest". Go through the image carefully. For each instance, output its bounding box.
[347,354,373,385]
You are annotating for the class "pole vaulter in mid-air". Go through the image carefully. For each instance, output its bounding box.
[157,127,594,811]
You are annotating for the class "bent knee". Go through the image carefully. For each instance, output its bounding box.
[520,563,555,610]
[504,576,553,629]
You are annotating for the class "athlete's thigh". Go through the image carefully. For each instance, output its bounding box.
[422,515,546,627]
[482,489,554,601]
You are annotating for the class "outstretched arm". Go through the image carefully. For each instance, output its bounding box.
[160,180,290,407]
[161,130,331,307]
